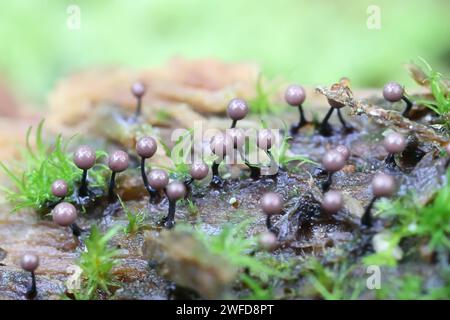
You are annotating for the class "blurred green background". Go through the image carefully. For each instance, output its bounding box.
[0,0,449,103]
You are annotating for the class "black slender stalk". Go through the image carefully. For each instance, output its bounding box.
[184,177,194,187]
[140,157,157,199]
[26,271,37,299]
[298,105,307,126]
[48,197,64,209]
[266,215,274,233]
[265,149,279,176]
[319,108,335,136]
[266,150,276,164]
[108,171,116,200]
[134,96,142,118]
[445,158,450,168]
[183,177,194,198]
[337,109,352,132]
[290,105,308,134]
[385,153,396,169]
[70,223,83,237]
[238,149,260,179]
[313,166,327,176]
[290,125,300,135]
[361,197,378,228]
[210,159,223,186]
[231,120,237,129]
[401,96,413,117]
[212,160,220,176]
[322,171,333,192]
[79,169,88,196]
[163,200,176,229]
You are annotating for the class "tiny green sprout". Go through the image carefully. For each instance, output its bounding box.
[267,122,316,172]
[248,74,279,115]
[158,129,194,180]
[302,258,363,300]
[118,197,147,235]
[185,198,199,217]
[155,109,172,123]
[74,225,120,300]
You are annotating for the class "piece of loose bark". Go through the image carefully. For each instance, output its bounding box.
[316,85,449,146]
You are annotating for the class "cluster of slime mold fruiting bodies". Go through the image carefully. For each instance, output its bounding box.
[57,86,418,235]
[10,73,449,300]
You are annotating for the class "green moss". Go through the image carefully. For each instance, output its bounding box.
[413,59,450,117]
[176,220,289,299]
[362,168,450,267]
[155,110,172,123]
[184,198,200,217]
[277,134,316,170]
[73,225,120,300]
[374,171,450,253]
[268,122,317,170]
[362,232,402,267]
[158,129,195,180]
[118,197,147,235]
[376,273,450,300]
[249,74,280,115]
[0,120,108,212]
[301,258,364,300]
